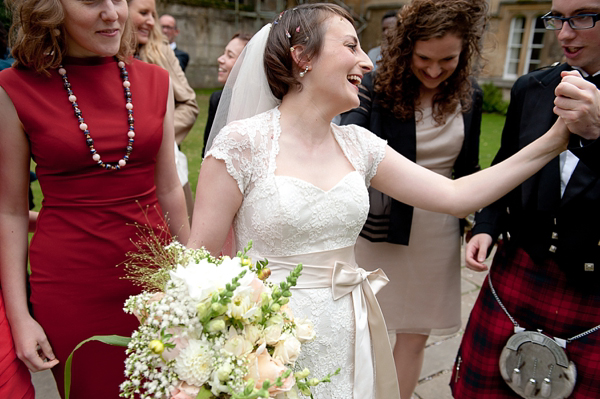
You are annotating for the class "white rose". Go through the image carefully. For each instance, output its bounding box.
[264,324,283,346]
[223,334,253,357]
[273,335,301,365]
[243,324,265,346]
[295,318,316,343]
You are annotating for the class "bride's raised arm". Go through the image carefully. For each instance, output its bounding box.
[371,116,569,218]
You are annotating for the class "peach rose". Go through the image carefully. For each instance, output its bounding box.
[280,304,294,322]
[162,327,189,362]
[245,350,295,395]
[250,277,267,303]
[170,381,199,399]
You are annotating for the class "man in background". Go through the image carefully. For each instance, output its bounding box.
[367,10,398,70]
[160,14,190,71]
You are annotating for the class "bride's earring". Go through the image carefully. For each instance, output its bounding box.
[299,65,309,78]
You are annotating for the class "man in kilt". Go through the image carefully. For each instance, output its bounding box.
[451,0,600,397]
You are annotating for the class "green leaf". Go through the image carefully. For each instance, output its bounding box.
[196,386,214,399]
[64,335,131,399]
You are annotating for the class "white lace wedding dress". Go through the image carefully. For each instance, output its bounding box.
[207,107,387,398]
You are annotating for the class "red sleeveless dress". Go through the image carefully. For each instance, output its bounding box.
[0,57,170,399]
[0,291,34,399]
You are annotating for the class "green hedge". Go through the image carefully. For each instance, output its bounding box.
[481,81,509,115]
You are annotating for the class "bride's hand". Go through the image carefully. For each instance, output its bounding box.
[11,315,59,372]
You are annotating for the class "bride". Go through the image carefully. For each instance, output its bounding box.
[188,3,571,398]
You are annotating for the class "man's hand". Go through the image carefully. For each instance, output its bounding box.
[554,70,600,141]
[465,233,493,272]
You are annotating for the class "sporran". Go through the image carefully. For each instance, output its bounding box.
[489,276,599,399]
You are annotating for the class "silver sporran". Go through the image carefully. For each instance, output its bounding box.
[499,330,576,399]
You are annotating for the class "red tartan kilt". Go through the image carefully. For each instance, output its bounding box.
[451,242,600,398]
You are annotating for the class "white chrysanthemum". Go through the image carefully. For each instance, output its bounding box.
[169,257,256,302]
[174,339,214,387]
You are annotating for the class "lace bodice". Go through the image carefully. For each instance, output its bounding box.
[207,107,387,257]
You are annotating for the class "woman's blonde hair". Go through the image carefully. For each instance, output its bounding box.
[5,0,135,74]
[134,5,167,65]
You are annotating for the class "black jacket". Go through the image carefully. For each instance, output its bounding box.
[472,63,600,284]
[174,47,189,72]
[340,72,483,245]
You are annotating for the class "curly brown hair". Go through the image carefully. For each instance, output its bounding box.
[264,3,353,100]
[375,0,487,124]
[6,0,135,75]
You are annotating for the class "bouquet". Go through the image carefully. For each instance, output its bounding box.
[117,241,338,399]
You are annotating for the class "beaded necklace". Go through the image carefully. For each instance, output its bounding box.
[58,58,134,170]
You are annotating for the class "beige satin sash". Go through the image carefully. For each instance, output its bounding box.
[265,246,401,399]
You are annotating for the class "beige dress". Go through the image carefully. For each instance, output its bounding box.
[355,105,465,336]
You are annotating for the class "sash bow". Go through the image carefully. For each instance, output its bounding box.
[332,261,400,399]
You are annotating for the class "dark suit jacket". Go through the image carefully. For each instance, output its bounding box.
[202,90,222,157]
[472,63,600,284]
[174,47,189,72]
[340,72,483,245]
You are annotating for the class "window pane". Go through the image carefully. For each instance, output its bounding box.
[533,31,545,44]
[509,48,521,59]
[528,60,541,73]
[515,17,525,29]
[511,31,523,44]
[508,62,518,75]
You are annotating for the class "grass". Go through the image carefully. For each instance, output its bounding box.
[479,112,505,169]
[29,91,505,211]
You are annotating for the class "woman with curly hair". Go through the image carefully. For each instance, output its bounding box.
[340,0,487,397]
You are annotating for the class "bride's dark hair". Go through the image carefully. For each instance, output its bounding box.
[264,3,353,100]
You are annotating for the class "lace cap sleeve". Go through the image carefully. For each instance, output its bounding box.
[205,120,255,194]
[334,124,387,187]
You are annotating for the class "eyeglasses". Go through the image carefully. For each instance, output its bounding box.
[161,25,176,31]
[542,11,600,30]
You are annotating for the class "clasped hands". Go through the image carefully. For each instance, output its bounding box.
[554,69,600,141]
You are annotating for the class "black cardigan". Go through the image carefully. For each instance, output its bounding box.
[340,72,483,245]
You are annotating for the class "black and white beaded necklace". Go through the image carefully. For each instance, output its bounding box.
[58,58,135,170]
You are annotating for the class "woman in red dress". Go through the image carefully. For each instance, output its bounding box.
[0,0,190,398]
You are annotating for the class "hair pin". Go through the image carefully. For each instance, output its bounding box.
[296,26,301,33]
[290,47,295,52]
[286,31,291,39]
